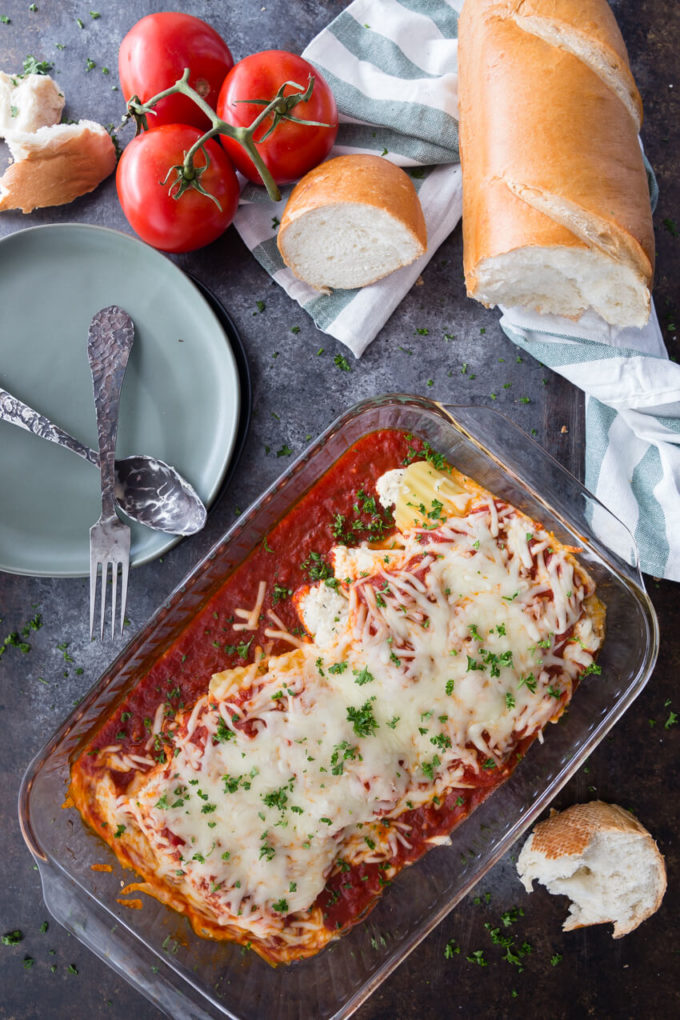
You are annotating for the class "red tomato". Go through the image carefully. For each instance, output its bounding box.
[116,124,239,253]
[216,50,338,186]
[119,13,233,130]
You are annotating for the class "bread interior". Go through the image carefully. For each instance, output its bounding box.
[281,203,423,290]
[474,246,650,327]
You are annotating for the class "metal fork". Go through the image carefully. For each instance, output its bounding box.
[87,306,135,638]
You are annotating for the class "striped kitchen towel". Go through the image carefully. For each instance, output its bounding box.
[500,304,680,581]
[232,0,464,356]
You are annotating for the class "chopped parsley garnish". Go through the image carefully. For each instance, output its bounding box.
[272,898,288,913]
[421,755,441,781]
[331,488,394,546]
[353,666,374,686]
[518,672,537,693]
[259,840,276,862]
[223,773,252,794]
[466,949,488,966]
[328,661,347,674]
[430,732,452,751]
[330,740,359,775]
[402,435,448,472]
[213,717,234,743]
[301,551,333,582]
[262,785,290,811]
[346,698,378,738]
[236,637,253,659]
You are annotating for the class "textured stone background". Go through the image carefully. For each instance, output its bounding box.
[0,2,678,1018]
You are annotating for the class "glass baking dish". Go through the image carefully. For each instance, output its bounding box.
[18,395,658,1020]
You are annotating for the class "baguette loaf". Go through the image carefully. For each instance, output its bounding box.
[517,801,666,937]
[277,154,427,292]
[459,0,654,328]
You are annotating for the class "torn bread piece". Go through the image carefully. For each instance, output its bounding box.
[0,71,64,137]
[0,120,116,213]
[517,801,666,938]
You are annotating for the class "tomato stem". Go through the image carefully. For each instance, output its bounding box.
[160,144,224,210]
[125,68,328,203]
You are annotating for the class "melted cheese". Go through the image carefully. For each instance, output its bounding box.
[105,465,603,937]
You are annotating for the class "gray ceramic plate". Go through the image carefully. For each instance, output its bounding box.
[0,224,240,577]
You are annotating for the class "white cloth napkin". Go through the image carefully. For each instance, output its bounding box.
[500,304,680,581]
[232,0,678,581]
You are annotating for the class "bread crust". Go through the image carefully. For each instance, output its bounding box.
[459,0,654,318]
[530,801,656,858]
[494,0,643,127]
[277,154,427,289]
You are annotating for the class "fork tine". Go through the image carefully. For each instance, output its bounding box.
[110,560,118,639]
[89,571,95,641]
[89,546,100,640]
[99,560,107,639]
[119,556,129,635]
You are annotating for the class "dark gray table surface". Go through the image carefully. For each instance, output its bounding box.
[1,2,678,1018]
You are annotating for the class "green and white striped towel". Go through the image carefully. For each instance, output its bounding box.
[233,0,679,581]
[501,304,680,582]
[232,0,464,356]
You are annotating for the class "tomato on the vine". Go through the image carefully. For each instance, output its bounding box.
[216,50,338,186]
[116,124,239,253]
[119,13,233,130]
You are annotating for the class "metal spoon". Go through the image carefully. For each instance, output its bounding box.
[0,387,207,536]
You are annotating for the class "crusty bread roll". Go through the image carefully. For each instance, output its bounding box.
[459,0,654,328]
[0,71,65,137]
[277,154,427,291]
[0,120,116,213]
[517,801,667,937]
